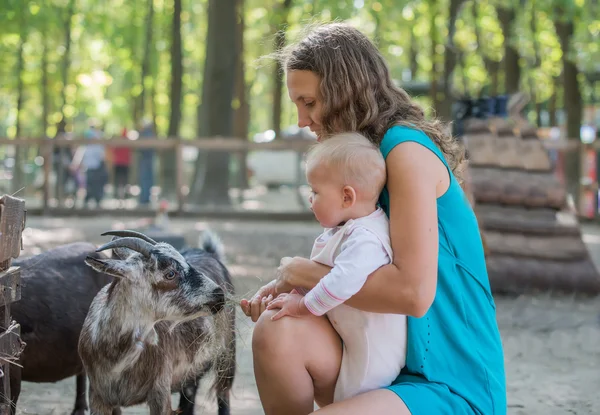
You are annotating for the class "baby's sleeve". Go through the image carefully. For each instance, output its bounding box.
[303,227,391,316]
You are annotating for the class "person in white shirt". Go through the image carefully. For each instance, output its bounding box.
[267,132,407,402]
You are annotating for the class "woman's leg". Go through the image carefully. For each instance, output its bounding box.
[311,389,411,415]
[252,309,342,415]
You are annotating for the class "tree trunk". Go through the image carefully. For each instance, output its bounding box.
[554,16,583,204]
[12,3,27,194]
[137,0,155,125]
[41,0,49,138]
[271,0,293,139]
[161,0,183,199]
[370,8,383,49]
[60,0,75,120]
[555,20,582,140]
[437,0,463,121]
[168,0,183,139]
[233,0,250,189]
[190,0,237,206]
[457,50,469,95]
[472,1,499,97]
[429,0,440,114]
[409,28,418,80]
[530,0,542,126]
[130,0,140,123]
[548,76,559,126]
[497,5,520,94]
[490,67,499,96]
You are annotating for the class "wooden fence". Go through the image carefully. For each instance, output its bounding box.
[0,137,314,219]
[0,135,597,219]
[0,195,26,414]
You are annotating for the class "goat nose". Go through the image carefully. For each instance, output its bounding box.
[207,287,226,314]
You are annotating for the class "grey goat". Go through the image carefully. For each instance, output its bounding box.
[78,230,236,415]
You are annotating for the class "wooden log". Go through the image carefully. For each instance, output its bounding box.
[475,205,581,236]
[470,168,567,210]
[465,135,553,172]
[487,255,600,295]
[483,231,590,261]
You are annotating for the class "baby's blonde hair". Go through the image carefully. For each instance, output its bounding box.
[306,132,387,201]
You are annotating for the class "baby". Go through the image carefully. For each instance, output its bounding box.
[267,132,407,402]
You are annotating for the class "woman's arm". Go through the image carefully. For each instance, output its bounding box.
[285,142,444,317]
[279,257,330,292]
[347,141,443,317]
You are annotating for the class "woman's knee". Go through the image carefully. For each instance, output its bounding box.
[252,310,342,371]
[252,309,301,356]
[252,310,334,355]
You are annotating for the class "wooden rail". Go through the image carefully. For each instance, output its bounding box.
[0,135,594,219]
[0,137,315,151]
[0,137,315,217]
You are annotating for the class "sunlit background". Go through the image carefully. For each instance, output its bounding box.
[1,0,600,414]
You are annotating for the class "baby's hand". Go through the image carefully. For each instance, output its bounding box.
[266,290,310,320]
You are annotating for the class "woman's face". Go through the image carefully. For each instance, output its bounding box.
[287,70,324,141]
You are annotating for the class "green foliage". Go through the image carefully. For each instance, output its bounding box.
[0,0,597,140]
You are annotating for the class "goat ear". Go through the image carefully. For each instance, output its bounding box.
[85,256,130,279]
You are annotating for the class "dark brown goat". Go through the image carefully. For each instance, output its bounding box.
[10,242,114,415]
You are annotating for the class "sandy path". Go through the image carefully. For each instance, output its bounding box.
[10,216,600,415]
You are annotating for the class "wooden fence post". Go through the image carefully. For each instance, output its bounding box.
[0,195,26,414]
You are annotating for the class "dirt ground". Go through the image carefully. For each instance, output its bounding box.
[9,215,600,415]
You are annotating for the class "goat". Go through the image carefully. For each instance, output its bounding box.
[10,242,114,415]
[78,230,236,415]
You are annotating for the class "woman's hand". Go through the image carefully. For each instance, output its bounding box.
[240,256,329,322]
[266,290,311,320]
[239,257,300,322]
[273,256,298,294]
[240,280,277,322]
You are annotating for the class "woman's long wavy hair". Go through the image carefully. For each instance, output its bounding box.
[276,22,466,183]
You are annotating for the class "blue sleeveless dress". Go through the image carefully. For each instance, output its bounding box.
[378,126,507,415]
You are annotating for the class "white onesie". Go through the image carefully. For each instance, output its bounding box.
[303,208,407,402]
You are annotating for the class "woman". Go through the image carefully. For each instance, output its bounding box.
[240,23,506,415]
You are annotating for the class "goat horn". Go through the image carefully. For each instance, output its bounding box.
[96,237,154,258]
[101,230,157,245]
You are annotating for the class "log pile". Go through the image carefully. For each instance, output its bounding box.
[463,118,600,295]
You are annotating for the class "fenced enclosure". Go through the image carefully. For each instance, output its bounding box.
[0,136,315,220]
[0,131,596,219]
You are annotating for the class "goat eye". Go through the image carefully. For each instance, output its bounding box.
[164,270,177,280]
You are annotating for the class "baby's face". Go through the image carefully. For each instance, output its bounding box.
[306,164,346,228]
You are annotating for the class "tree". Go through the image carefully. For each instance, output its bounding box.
[161,0,183,198]
[496,1,522,94]
[233,0,250,189]
[136,0,155,125]
[271,0,293,138]
[12,0,28,193]
[553,0,584,200]
[189,0,237,206]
